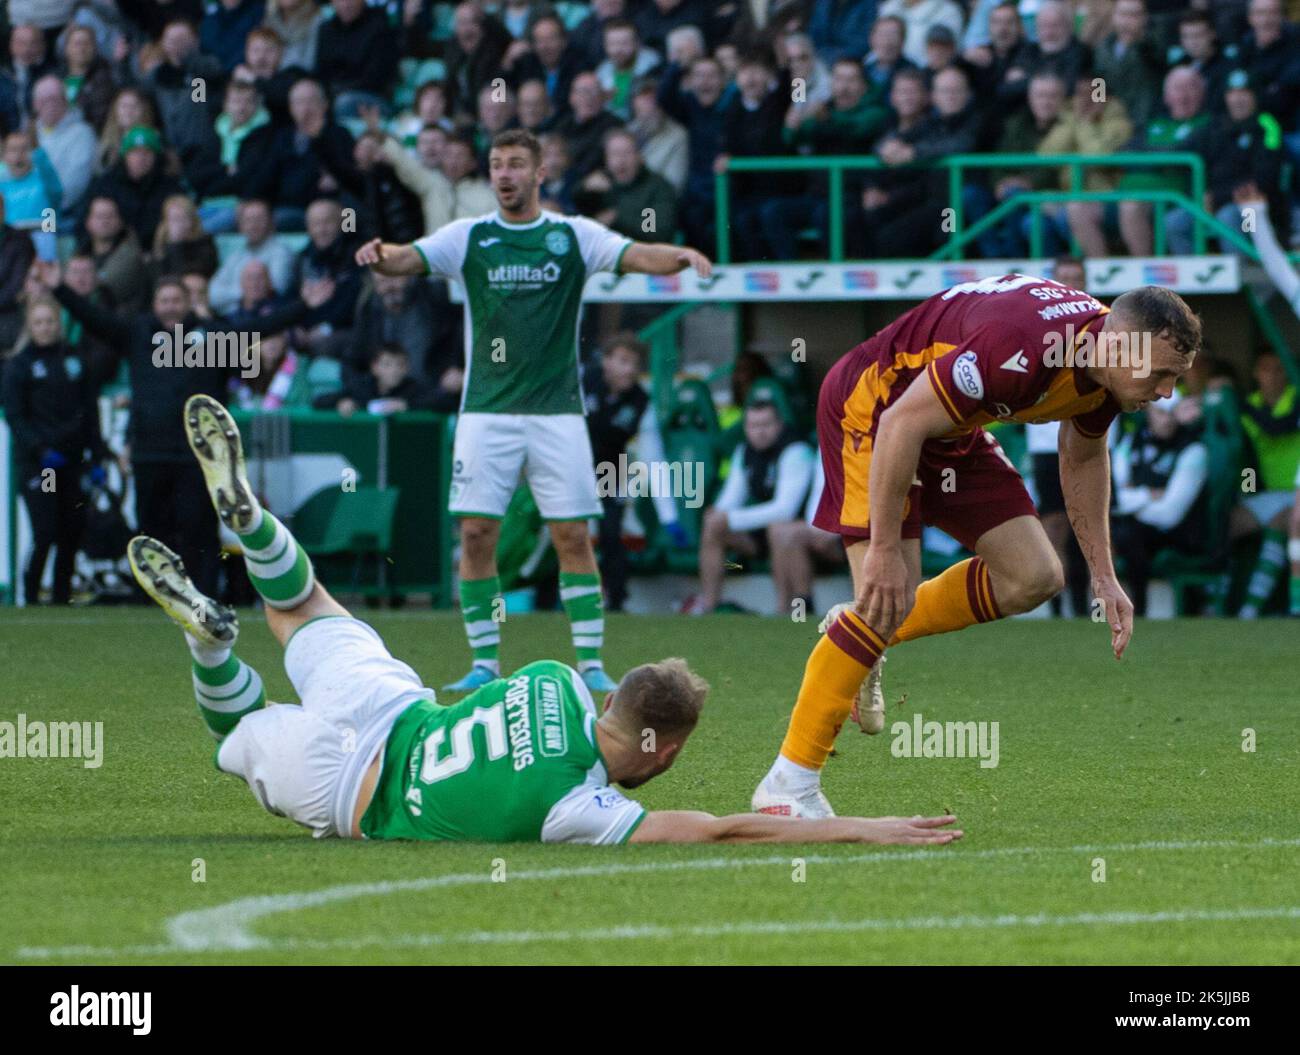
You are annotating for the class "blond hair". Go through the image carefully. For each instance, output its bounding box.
[609,658,708,739]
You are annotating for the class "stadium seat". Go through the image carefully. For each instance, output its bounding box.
[293,485,402,593]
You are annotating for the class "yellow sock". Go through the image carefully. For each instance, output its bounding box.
[780,609,885,770]
[891,556,1001,645]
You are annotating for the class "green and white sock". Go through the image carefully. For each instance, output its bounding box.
[460,575,501,674]
[187,632,265,740]
[1240,528,1287,618]
[236,507,315,610]
[560,571,604,673]
[1290,538,1300,616]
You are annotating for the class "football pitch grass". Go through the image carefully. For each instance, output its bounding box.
[1,608,1296,966]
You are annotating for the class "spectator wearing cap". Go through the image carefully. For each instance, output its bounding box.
[877,0,965,69]
[200,0,267,73]
[140,19,226,155]
[962,1,1030,99]
[596,19,662,121]
[84,124,182,246]
[1111,392,1209,617]
[1092,0,1165,129]
[1117,65,1210,257]
[314,0,399,119]
[510,14,585,119]
[32,75,96,211]
[552,72,625,179]
[999,0,1092,106]
[1170,12,1235,114]
[808,0,879,66]
[627,76,688,193]
[1037,72,1134,257]
[1183,68,1289,253]
[235,77,357,231]
[231,26,310,129]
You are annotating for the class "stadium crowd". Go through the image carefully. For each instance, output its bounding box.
[0,0,1297,618]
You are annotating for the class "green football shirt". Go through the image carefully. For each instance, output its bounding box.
[360,660,646,844]
[413,211,633,415]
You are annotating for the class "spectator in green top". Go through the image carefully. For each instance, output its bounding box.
[1232,352,1300,618]
[1118,65,1210,257]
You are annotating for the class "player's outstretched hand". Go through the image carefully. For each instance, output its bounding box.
[1092,576,1134,659]
[355,238,385,268]
[857,815,963,845]
[676,247,712,278]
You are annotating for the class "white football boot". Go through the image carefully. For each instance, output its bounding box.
[751,769,837,819]
[819,603,886,735]
[183,394,257,532]
[128,535,238,648]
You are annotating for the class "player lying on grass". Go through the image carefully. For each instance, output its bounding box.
[753,276,1202,819]
[127,395,962,847]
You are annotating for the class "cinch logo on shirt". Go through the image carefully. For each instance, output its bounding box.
[952,350,984,399]
[50,987,151,1035]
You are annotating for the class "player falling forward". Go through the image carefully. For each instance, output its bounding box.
[753,275,1201,818]
[128,394,961,846]
[355,128,712,695]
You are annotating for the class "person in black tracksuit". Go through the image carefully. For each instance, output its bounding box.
[44,272,308,596]
[2,297,108,604]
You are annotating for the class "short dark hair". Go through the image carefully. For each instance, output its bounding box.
[1112,286,1202,359]
[1179,11,1214,32]
[153,274,189,296]
[602,17,637,38]
[490,127,541,164]
[372,344,408,364]
[603,331,648,365]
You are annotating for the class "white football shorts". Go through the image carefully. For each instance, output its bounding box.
[215,617,432,838]
[448,412,600,520]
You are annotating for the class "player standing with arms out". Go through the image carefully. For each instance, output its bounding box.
[753,275,1202,818]
[355,129,711,694]
[126,395,961,847]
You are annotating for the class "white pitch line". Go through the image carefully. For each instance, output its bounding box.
[14,837,1299,960]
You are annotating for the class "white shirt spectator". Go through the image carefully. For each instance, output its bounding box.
[1112,434,1208,531]
[714,440,815,532]
[37,107,96,210]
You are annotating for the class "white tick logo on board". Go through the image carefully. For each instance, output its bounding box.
[50,987,151,1035]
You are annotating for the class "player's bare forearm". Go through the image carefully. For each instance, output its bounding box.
[354,239,426,276]
[1058,422,1116,581]
[630,811,963,845]
[619,241,712,277]
[1060,421,1134,657]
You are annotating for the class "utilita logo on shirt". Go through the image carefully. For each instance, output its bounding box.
[486,262,562,286]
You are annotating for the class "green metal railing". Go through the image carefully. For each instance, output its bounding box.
[714,152,1210,263]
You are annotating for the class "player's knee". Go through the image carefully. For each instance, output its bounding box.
[1023,556,1065,608]
[459,517,499,556]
